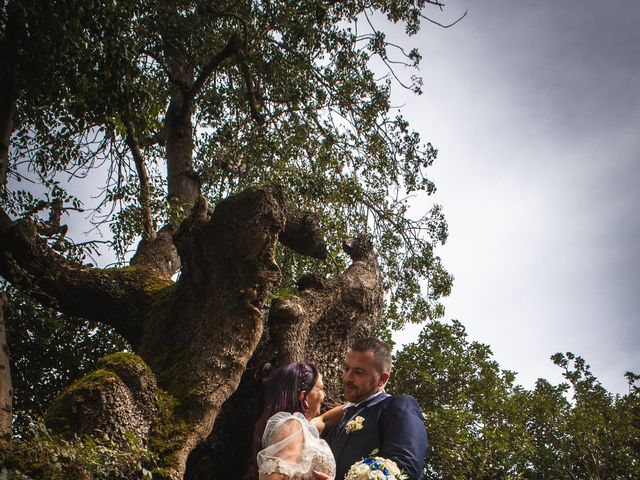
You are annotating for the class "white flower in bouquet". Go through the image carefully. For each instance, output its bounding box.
[344,454,408,480]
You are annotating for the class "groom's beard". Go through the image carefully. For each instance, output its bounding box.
[343,382,378,403]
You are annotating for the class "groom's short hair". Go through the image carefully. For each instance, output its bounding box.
[351,337,392,374]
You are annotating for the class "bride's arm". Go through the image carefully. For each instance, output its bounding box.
[258,419,305,479]
[260,473,292,480]
[312,403,346,433]
[260,474,287,480]
[260,471,331,480]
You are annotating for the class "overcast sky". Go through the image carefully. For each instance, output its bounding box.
[393,0,640,395]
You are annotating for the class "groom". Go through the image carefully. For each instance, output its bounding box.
[322,337,428,480]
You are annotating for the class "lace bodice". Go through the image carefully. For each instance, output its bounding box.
[257,412,336,480]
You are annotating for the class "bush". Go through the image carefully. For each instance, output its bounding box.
[0,419,156,480]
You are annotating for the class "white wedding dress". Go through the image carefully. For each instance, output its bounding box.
[257,412,336,479]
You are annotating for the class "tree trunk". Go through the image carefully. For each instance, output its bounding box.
[1,184,357,479]
[186,236,384,479]
[0,291,11,442]
[0,0,20,191]
[165,89,199,208]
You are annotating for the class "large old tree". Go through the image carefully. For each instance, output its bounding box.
[0,1,455,478]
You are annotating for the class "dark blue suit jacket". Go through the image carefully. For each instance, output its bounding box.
[324,393,428,480]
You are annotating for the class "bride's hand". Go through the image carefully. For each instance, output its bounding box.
[311,470,332,480]
[312,403,347,433]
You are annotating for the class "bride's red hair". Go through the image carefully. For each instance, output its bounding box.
[246,362,319,478]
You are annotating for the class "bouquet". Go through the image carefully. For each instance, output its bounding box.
[344,454,408,480]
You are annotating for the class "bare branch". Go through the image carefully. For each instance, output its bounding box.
[235,49,265,125]
[421,9,468,29]
[125,122,155,240]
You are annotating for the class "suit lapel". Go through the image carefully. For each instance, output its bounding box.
[331,392,390,460]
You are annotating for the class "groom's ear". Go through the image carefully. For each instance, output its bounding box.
[379,371,390,387]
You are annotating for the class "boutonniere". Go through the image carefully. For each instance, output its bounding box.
[345,415,365,433]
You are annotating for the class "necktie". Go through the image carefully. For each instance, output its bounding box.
[340,404,359,430]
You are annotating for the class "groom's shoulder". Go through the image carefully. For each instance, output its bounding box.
[386,393,419,405]
[367,393,421,414]
[382,394,421,412]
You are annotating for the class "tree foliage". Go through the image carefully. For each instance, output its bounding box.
[3,0,451,325]
[391,321,640,480]
[1,1,455,477]
[1,419,156,480]
[3,285,128,436]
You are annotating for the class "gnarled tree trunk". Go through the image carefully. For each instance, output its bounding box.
[0,184,383,479]
[186,236,383,479]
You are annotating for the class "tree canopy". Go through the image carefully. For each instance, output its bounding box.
[2,0,452,324]
[1,1,454,478]
[391,321,640,480]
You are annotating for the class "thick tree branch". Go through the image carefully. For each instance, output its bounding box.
[190,34,240,99]
[165,89,199,206]
[280,207,327,260]
[130,224,181,280]
[163,30,264,208]
[0,207,164,346]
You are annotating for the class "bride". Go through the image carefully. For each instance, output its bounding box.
[252,362,344,480]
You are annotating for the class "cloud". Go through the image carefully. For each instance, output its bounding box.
[394,0,640,394]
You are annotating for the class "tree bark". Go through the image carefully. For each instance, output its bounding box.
[45,352,160,448]
[1,184,336,479]
[187,235,384,479]
[0,291,11,441]
[165,88,199,208]
[130,224,181,280]
[136,186,329,478]
[0,208,159,347]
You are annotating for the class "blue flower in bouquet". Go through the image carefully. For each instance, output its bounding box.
[344,451,408,480]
